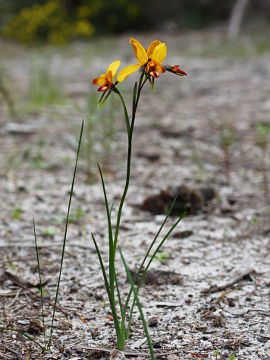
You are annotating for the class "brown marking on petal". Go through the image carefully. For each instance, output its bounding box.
[97,85,108,92]
[150,71,159,78]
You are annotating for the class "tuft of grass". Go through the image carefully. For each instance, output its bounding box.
[83,93,117,180]
[12,206,22,220]
[255,123,270,198]
[69,207,85,224]
[28,63,64,107]
[219,126,236,183]
[41,226,58,238]
[154,251,168,264]
[0,68,16,116]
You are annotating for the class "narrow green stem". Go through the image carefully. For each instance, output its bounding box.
[107,72,145,348]
[94,72,146,350]
[113,72,145,253]
[114,88,130,139]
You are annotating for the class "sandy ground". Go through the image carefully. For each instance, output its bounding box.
[1,29,270,359]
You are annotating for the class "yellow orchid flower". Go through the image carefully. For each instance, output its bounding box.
[117,37,167,82]
[92,60,121,92]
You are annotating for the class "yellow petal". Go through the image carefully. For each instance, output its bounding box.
[107,60,121,78]
[117,63,141,83]
[92,73,107,85]
[151,42,167,64]
[147,40,161,58]
[130,37,148,65]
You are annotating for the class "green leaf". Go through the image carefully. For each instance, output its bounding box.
[123,198,177,336]
[126,205,185,337]
[119,247,155,360]
[91,233,111,299]
[97,163,115,289]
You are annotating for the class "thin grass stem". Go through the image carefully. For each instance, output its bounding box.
[33,219,46,346]
[47,119,84,350]
[115,269,123,315]
[0,326,45,350]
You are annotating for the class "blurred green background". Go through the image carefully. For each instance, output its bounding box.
[0,0,269,45]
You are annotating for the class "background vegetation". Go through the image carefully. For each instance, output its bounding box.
[0,0,269,45]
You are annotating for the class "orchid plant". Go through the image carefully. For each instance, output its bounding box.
[91,37,187,356]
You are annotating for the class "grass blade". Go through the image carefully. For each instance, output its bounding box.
[122,198,177,336]
[115,269,123,315]
[134,198,177,285]
[93,163,122,346]
[91,233,111,299]
[142,212,186,277]
[126,209,185,337]
[47,119,84,350]
[97,164,116,296]
[91,232,122,346]
[119,247,155,360]
[33,219,46,346]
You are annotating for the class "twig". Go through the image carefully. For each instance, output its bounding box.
[2,271,69,316]
[77,346,182,358]
[2,271,50,289]
[248,309,270,317]
[0,344,24,360]
[201,268,255,294]
[0,243,93,250]
[6,289,22,309]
